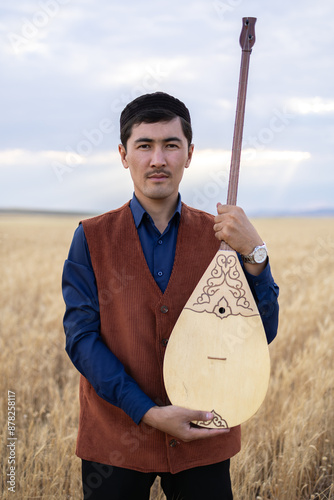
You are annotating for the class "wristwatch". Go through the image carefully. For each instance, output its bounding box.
[241,242,267,264]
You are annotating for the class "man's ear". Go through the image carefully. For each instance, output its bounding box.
[118,144,128,169]
[185,144,194,169]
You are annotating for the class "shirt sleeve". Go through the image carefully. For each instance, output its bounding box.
[62,224,155,424]
[240,257,279,344]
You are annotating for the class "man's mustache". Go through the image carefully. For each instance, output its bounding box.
[146,170,171,178]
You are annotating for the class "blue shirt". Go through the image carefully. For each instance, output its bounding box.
[130,194,181,293]
[62,195,279,424]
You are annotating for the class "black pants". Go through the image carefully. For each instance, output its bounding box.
[82,458,233,500]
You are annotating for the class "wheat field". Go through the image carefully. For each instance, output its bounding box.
[0,214,333,499]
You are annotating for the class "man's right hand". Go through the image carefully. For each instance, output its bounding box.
[141,405,230,442]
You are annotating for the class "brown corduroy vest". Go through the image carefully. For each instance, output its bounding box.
[78,201,241,473]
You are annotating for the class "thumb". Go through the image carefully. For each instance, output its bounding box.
[190,410,215,423]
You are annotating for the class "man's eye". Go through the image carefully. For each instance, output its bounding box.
[138,144,150,149]
[166,143,178,148]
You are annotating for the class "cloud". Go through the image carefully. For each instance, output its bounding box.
[242,149,311,166]
[2,146,311,213]
[288,97,334,115]
[0,0,333,215]
[0,147,130,212]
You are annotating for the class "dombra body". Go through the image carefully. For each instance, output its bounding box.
[163,248,270,429]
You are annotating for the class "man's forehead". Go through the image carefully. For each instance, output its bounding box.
[130,118,185,140]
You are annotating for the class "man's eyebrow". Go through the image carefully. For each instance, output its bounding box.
[134,137,153,143]
[134,137,182,143]
[164,137,182,143]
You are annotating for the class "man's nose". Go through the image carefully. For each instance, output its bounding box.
[150,147,166,167]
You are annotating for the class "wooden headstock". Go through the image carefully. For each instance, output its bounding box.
[239,17,256,52]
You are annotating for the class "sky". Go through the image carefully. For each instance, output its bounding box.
[1,0,333,216]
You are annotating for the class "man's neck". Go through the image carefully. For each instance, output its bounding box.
[135,193,179,234]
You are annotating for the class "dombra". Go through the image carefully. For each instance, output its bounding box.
[163,247,270,428]
[163,17,271,429]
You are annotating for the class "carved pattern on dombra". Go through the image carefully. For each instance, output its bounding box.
[195,409,228,428]
[185,253,257,319]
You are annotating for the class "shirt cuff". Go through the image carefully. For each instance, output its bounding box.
[120,388,156,425]
[242,258,275,296]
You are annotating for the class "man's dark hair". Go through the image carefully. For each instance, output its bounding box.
[120,109,193,150]
[120,92,193,150]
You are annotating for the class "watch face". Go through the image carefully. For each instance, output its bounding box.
[254,247,267,263]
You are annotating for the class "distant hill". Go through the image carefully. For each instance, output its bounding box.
[0,208,97,217]
[250,207,334,218]
[1,207,334,218]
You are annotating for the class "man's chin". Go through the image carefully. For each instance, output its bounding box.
[144,188,175,201]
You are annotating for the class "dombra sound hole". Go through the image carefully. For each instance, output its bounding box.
[219,307,225,314]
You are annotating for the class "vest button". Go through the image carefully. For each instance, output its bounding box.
[169,439,178,448]
[161,338,169,347]
[160,305,169,314]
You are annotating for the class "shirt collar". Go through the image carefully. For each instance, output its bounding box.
[130,193,182,229]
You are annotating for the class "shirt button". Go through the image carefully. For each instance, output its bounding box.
[169,439,178,448]
[158,240,163,245]
[160,305,169,314]
[161,338,169,347]
[157,271,163,277]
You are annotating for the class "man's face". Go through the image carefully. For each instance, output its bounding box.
[119,117,194,207]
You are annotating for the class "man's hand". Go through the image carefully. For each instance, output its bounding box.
[214,203,267,276]
[141,405,230,442]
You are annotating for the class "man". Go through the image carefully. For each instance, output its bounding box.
[62,91,279,500]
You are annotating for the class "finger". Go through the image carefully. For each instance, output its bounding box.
[186,410,214,422]
[213,220,222,232]
[216,202,225,214]
[186,425,230,442]
[216,203,237,214]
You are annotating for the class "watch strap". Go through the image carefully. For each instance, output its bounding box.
[241,242,267,264]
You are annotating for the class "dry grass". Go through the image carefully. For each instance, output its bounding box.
[0,215,333,499]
